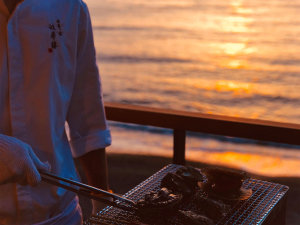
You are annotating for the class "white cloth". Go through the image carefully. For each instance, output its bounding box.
[0,134,50,186]
[0,0,111,224]
[34,197,83,225]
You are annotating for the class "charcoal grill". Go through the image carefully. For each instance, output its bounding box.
[85,164,289,225]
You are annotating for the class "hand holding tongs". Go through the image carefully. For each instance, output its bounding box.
[40,171,137,211]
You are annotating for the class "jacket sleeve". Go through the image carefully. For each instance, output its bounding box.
[66,1,111,158]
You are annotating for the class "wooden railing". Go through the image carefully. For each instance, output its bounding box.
[105,102,300,165]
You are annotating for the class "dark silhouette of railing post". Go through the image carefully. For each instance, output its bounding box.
[173,129,186,165]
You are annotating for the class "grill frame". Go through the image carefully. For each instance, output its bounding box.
[85,164,289,225]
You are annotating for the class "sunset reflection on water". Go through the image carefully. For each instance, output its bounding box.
[212,0,256,70]
[86,0,300,176]
[214,80,253,94]
[186,151,300,177]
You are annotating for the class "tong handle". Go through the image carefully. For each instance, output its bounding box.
[40,171,136,208]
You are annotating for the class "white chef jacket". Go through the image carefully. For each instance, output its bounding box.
[0,0,111,224]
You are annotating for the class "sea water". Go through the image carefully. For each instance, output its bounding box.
[85,0,300,176]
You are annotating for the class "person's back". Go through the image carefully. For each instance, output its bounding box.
[0,0,112,224]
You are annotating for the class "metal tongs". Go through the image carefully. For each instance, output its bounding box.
[40,171,137,211]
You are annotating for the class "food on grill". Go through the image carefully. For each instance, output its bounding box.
[152,166,239,223]
[194,192,230,221]
[160,173,194,196]
[198,166,253,201]
[136,187,183,217]
[160,166,205,197]
[89,166,250,224]
[89,216,148,225]
[85,164,287,225]
[199,167,252,201]
[201,167,249,195]
[175,166,205,188]
[135,167,207,223]
[178,210,214,225]
[140,166,249,223]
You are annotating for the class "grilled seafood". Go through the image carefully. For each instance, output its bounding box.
[178,210,214,225]
[201,167,249,194]
[88,216,148,225]
[139,166,247,223]
[175,166,205,189]
[160,173,193,196]
[136,187,183,217]
[86,166,253,225]
[160,166,205,196]
[194,192,230,221]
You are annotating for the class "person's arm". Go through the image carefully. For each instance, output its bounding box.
[77,148,110,214]
[77,148,109,190]
[67,3,112,215]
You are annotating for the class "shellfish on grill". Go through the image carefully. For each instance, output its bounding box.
[194,192,230,221]
[175,166,205,188]
[178,210,214,225]
[160,166,205,196]
[136,187,183,217]
[200,167,252,200]
[160,173,193,196]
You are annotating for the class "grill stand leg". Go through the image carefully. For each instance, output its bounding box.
[262,193,287,225]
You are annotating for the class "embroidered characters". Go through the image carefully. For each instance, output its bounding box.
[48,20,63,53]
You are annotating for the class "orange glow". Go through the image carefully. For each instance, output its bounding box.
[211,41,256,69]
[223,43,246,55]
[210,41,255,69]
[220,43,256,56]
[208,0,257,70]
[230,0,254,14]
[109,144,300,177]
[222,59,248,69]
[227,60,244,69]
[186,151,300,177]
[107,116,300,178]
[230,0,243,8]
[219,16,254,33]
[215,80,253,94]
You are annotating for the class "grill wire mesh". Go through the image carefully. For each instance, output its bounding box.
[85,164,288,225]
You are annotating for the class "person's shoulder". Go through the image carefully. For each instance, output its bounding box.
[69,0,89,10]
[50,0,89,13]
[54,0,86,7]
[70,0,88,6]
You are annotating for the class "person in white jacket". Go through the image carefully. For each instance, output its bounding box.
[0,0,112,224]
